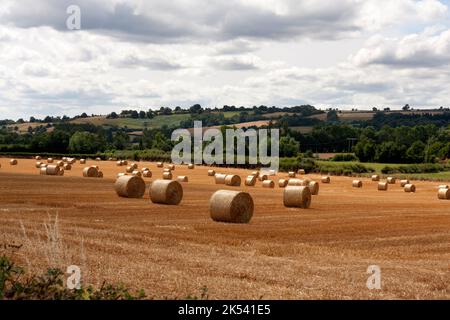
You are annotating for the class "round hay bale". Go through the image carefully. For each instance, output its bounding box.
[58,169,64,176]
[438,185,449,189]
[115,175,146,198]
[188,164,195,169]
[68,158,76,164]
[208,169,216,176]
[116,161,122,166]
[298,169,306,175]
[10,159,18,165]
[371,175,380,181]
[168,164,175,170]
[57,161,64,167]
[39,167,47,175]
[35,161,43,168]
[387,177,396,184]
[378,182,388,191]
[35,156,41,160]
[177,176,188,182]
[209,190,253,224]
[321,176,331,184]
[278,179,288,188]
[63,163,72,170]
[400,179,410,187]
[126,166,134,173]
[163,168,172,173]
[122,160,128,165]
[404,184,416,193]
[215,173,227,184]
[225,175,241,187]
[269,170,276,176]
[40,163,47,168]
[259,174,268,182]
[132,170,142,177]
[156,162,163,168]
[288,172,296,178]
[47,158,54,163]
[117,173,127,177]
[245,175,257,186]
[142,170,152,178]
[130,163,138,170]
[79,159,86,164]
[308,181,320,195]
[95,157,101,161]
[283,186,312,208]
[141,167,149,172]
[352,180,363,188]
[287,179,308,186]
[251,171,260,178]
[97,171,103,178]
[163,172,173,180]
[149,180,183,205]
[46,164,60,176]
[262,180,275,188]
[437,188,450,200]
[83,166,98,178]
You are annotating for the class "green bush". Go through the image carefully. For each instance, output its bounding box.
[331,153,358,162]
[381,163,445,174]
[0,256,145,300]
[316,163,374,175]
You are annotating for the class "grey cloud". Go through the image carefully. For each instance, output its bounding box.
[114,54,184,70]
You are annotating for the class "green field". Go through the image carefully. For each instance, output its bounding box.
[71,114,191,129]
[316,160,450,181]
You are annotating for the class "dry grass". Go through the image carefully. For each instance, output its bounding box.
[0,158,449,299]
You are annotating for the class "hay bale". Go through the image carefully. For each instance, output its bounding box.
[58,169,65,176]
[132,170,142,177]
[371,175,380,181]
[163,172,173,180]
[149,180,183,205]
[283,186,311,208]
[278,179,288,188]
[83,166,98,178]
[168,164,175,170]
[141,167,150,172]
[387,177,396,184]
[126,166,134,173]
[97,171,103,178]
[308,181,319,195]
[438,188,450,200]
[177,176,188,182]
[438,185,449,189]
[130,163,138,170]
[116,161,122,166]
[117,173,127,177]
[115,175,146,198]
[321,176,331,184]
[122,160,128,165]
[400,179,410,187]
[209,190,254,224]
[35,161,43,168]
[46,164,60,176]
[404,184,416,193]
[79,159,86,164]
[96,157,101,161]
[47,158,54,163]
[10,159,18,165]
[287,179,308,186]
[215,173,227,184]
[163,168,172,173]
[259,174,268,182]
[352,180,363,188]
[57,161,64,167]
[142,170,152,178]
[298,169,306,175]
[225,175,241,187]
[208,169,216,176]
[35,156,41,160]
[288,172,296,178]
[39,167,47,175]
[269,170,276,176]
[378,182,388,191]
[40,163,47,168]
[63,163,72,170]
[156,162,163,168]
[251,171,260,178]
[262,180,275,188]
[188,164,195,169]
[245,175,257,186]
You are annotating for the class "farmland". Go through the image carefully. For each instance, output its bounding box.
[0,158,448,299]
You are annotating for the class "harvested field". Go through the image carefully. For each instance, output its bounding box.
[0,158,449,299]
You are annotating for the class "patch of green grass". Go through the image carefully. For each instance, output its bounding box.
[71,114,190,129]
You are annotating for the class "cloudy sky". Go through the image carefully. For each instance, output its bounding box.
[1,0,450,119]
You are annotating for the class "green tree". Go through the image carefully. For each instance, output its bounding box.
[68,131,103,153]
[280,135,300,157]
[406,141,425,163]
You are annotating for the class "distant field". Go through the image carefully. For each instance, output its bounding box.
[70,114,191,129]
[290,126,314,134]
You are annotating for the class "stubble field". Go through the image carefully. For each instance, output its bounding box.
[0,158,448,299]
